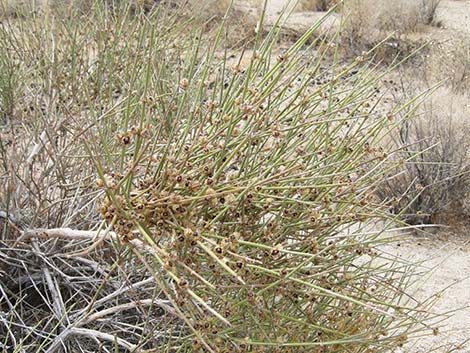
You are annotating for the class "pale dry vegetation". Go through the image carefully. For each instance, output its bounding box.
[377,85,470,225]
[339,0,442,58]
[186,0,260,47]
[427,38,470,93]
[296,0,338,11]
[343,0,442,32]
[330,0,469,226]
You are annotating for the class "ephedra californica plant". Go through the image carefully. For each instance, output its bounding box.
[91,3,435,352]
[0,1,437,351]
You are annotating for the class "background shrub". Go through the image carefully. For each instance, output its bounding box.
[377,86,470,225]
[427,37,470,93]
[340,0,442,58]
[297,0,339,11]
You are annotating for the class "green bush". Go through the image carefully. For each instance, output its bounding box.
[0,1,437,351]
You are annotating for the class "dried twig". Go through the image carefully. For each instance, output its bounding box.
[16,227,153,253]
[1,229,181,352]
[69,327,137,351]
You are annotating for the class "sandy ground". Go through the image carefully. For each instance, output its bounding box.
[385,232,470,352]
[436,0,470,35]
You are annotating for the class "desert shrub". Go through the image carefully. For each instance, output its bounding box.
[0,0,32,18]
[419,0,442,25]
[297,0,338,11]
[343,0,418,34]
[377,86,470,225]
[181,0,259,48]
[341,0,442,58]
[0,1,437,351]
[86,3,434,352]
[343,0,442,32]
[0,1,115,230]
[0,45,16,122]
[427,37,470,93]
[447,40,470,92]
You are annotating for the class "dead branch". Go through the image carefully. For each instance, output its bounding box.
[16,227,154,253]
